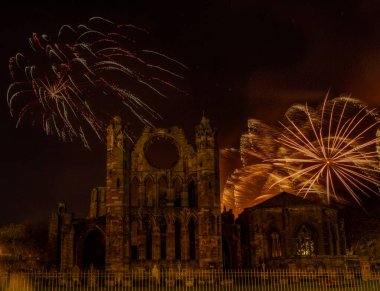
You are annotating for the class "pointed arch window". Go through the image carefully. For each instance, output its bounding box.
[269,230,282,258]
[296,224,316,256]
[189,218,196,260]
[83,230,105,269]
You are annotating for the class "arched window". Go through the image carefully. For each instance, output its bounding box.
[145,178,154,207]
[269,229,282,258]
[160,220,167,260]
[130,178,139,207]
[296,224,316,256]
[175,219,181,260]
[188,180,197,208]
[158,176,168,207]
[188,218,196,260]
[174,178,182,207]
[146,223,152,260]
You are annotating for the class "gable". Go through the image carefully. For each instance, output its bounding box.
[250,192,322,209]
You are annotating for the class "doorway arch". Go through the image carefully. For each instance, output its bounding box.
[83,230,105,269]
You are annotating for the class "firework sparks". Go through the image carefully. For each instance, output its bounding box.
[222,163,294,215]
[222,96,380,214]
[7,17,187,148]
[222,119,287,214]
[271,96,380,205]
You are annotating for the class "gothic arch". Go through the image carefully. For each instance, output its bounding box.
[82,229,105,269]
[165,212,177,226]
[84,225,106,237]
[295,223,318,256]
[188,179,197,208]
[268,228,282,258]
[150,214,162,230]
[186,212,199,225]
[181,212,188,224]
[172,176,183,184]
[144,174,155,183]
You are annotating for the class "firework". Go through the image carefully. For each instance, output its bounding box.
[222,163,294,215]
[7,17,187,148]
[240,119,280,165]
[271,96,380,205]
[222,96,380,214]
[222,119,287,214]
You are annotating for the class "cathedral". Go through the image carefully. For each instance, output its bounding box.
[48,116,222,271]
[49,116,358,272]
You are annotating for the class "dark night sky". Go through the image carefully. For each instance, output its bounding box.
[1,0,380,224]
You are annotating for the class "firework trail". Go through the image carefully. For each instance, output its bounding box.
[7,17,187,148]
[222,96,380,214]
[272,96,380,205]
[222,119,288,214]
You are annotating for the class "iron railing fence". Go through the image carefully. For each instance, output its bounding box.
[0,269,379,290]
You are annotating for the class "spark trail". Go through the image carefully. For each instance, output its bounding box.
[7,17,187,148]
[222,96,380,214]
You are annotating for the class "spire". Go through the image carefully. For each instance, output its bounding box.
[195,114,216,150]
[196,115,214,134]
[107,115,129,150]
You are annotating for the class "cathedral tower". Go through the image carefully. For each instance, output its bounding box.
[105,116,131,270]
[195,116,222,268]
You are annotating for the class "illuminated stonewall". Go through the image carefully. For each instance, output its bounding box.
[48,116,222,271]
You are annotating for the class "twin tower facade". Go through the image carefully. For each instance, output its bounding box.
[49,116,222,271]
